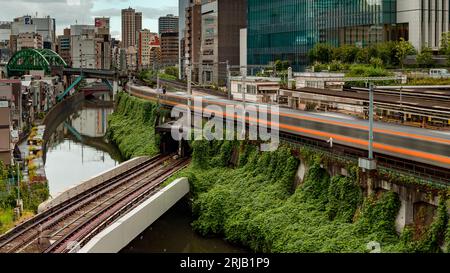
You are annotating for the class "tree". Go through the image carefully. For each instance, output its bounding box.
[356,47,371,64]
[370,57,384,68]
[440,32,450,55]
[333,45,360,63]
[164,66,178,78]
[375,41,397,67]
[274,60,290,72]
[416,46,435,68]
[395,38,416,69]
[308,43,334,63]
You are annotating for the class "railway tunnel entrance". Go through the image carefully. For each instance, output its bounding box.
[156,121,192,157]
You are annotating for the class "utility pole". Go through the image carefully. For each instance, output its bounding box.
[242,67,247,110]
[226,60,231,100]
[187,65,192,96]
[368,83,374,160]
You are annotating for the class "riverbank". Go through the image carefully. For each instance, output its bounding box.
[107,92,450,253]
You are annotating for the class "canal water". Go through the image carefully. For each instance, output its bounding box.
[44,101,122,197]
[121,201,248,253]
[44,99,245,253]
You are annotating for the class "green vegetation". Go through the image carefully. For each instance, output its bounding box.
[106,92,160,160]
[164,66,179,78]
[0,161,49,234]
[416,46,435,68]
[138,67,178,83]
[106,95,450,253]
[168,141,449,253]
[309,40,416,70]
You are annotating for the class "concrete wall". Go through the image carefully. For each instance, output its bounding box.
[38,156,150,213]
[397,0,450,50]
[78,178,190,253]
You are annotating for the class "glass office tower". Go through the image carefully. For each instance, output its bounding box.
[247,0,399,69]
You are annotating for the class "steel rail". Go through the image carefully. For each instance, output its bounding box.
[0,154,174,253]
[44,158,190,253]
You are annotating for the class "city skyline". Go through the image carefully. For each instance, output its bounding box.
[0,0,178,39]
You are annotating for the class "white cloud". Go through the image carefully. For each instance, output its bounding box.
[0,0,177,37]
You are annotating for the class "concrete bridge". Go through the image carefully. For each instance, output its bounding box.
[0,155,190,253]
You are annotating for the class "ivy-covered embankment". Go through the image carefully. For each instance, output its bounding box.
[107,92,449,253]
[106,92,160,160]
[171,140,450,253]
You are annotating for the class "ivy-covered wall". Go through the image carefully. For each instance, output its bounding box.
[107,93,450,252]
[171,141,450,253]
[106,92,160,160]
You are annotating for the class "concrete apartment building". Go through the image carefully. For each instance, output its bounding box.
[247,0,450,69]
[17,32,43,51]
[161,32,179,67]
[0,79,23,166]
[71,26,96,69]
[199,0,247,85]
[122,7,143,49]
[0,104,12,166]
[184,0,202,81]
[137,30,161,69]
[179,0,191,78]
[159,14,179,34]
[57,28,71,66]
[70,20,111,70]
[0,22,12,63]
[95,17,112,70]
[10,16,56,51]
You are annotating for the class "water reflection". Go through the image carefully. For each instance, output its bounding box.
[45,102,123,197]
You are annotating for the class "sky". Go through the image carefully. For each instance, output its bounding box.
[0,0,178,39]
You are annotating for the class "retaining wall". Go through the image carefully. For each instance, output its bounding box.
[78,178,189,253]
[38,156,150,213]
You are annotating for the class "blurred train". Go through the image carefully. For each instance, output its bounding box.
[127,83,450,182]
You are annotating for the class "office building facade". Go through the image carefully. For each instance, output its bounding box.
[179,0,191,78]
[57,28,71,66]
[247,0,450,69]
[184,0,202,81]
[11,16,56,51]
[122,7,142,49]
[199,0,247,85]
[159,14,179,34]
[161,32,179,67]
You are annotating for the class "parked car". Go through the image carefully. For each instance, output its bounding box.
[429,69,450,78]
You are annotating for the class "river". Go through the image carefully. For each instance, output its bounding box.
[43,99,245,253]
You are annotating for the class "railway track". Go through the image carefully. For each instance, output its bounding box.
[0,154,190,253]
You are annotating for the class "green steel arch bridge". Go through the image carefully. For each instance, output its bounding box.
[6,48,67,76]
[6,49,121,101]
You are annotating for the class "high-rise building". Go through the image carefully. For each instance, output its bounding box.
[71,25,96,69]
[11,16,56,51]
[179,0,191,78]
[137,30,161,69]
[159,14,179,34]
[184,0,202,81]
[0,22,11,46]
[161,32,179,67]
[135,12,143,33]
[122,7,142,49]
[247,0,450,69]
[199,0,247,85]
[57,28,71,66]
[32,16,56,50]
[0,22,11,63]
[95,17,112,70]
